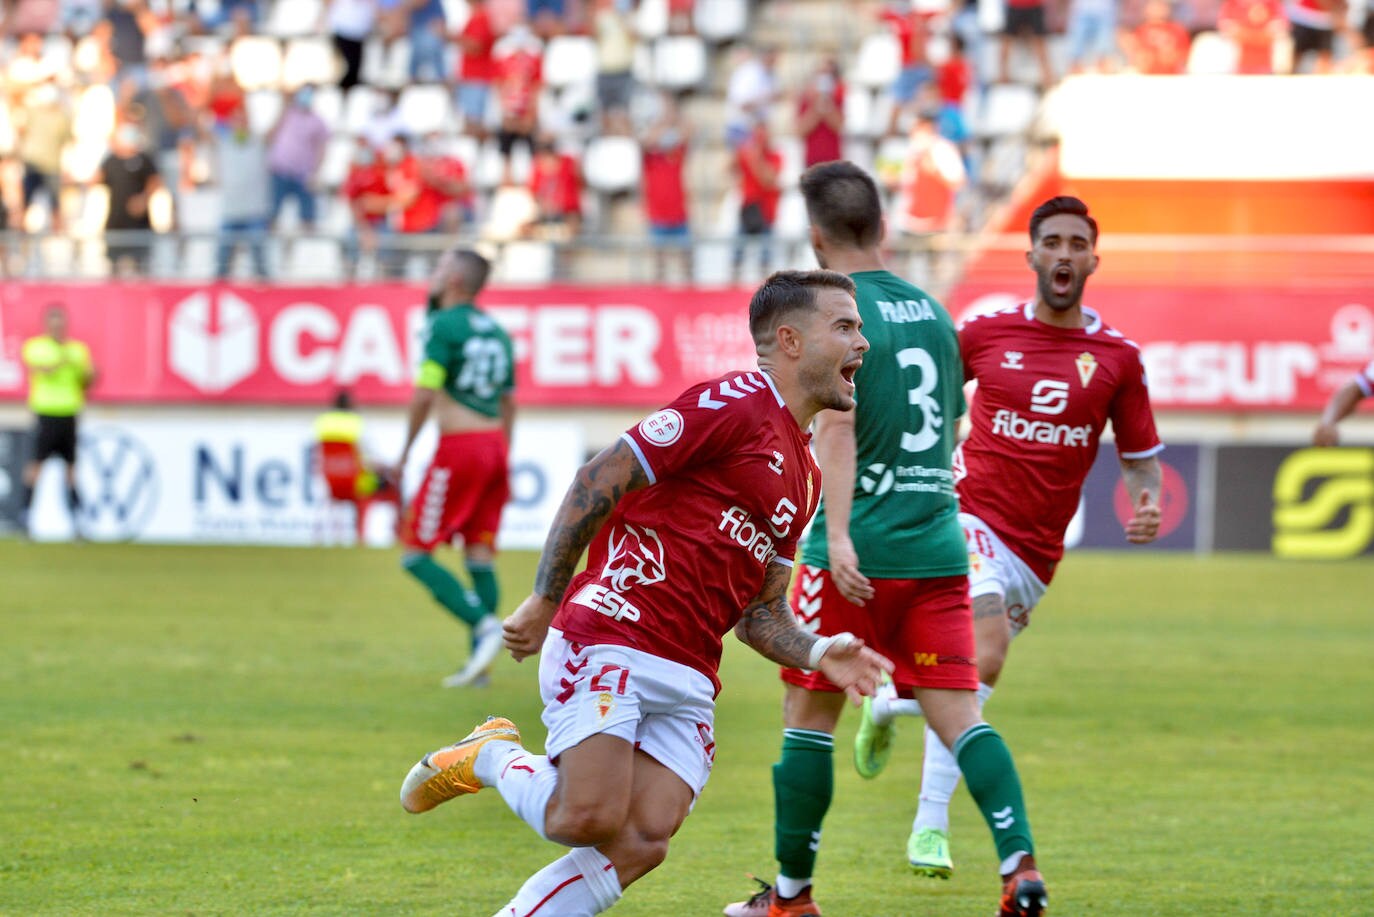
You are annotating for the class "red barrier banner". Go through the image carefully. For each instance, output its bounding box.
[946,281,1374,411]
[0,283,761,407]
[3,281,1371,410]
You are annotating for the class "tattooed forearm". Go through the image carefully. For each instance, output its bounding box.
[734,564,819,668]
[1119,455,1162,504]
[532,439,649,602]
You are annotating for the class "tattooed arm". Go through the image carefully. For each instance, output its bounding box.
[734,562,894,704]
[1119,454,1162,544]
[503,438,650,660]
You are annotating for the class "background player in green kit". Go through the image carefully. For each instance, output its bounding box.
[395,247,516,688]
[726,162,1047,917]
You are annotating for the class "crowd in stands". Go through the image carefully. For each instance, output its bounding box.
[0,0,1370,281]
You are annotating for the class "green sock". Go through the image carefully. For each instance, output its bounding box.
[403,554,485,627]
[466,561,499,615]
[954,723,1035,863]
[773,728,834,882]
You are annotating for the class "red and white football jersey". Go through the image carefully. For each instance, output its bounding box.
[1355,359,1374,398]
[955,303,1163,585]
[551,369,821,693]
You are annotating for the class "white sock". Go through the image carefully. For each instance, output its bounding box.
[476,741,559,841]
[497,847,623,916]
[775,874,810,898]
[1000,850,1029,876]
[869,680,923,725]
[913,683,993,834]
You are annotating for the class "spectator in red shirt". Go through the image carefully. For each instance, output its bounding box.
[455,0,499,136]
[1219,0,1287,72]
[1126,0,1193,73]
[1001,0,1056,85]
[494,25,543,177]
[796,57,844,168]
[342,136,394,278]
[394,133,475,234]
[642,92,690,282]
[880,3,933,134]
[733,118,782,280]
[898,110,965,235]
[935,34,973,144]
[525,137,582,239]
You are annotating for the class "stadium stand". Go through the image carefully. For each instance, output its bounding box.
[0,0,1370,286]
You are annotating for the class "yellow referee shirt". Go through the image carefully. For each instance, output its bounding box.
[22,335,92,417]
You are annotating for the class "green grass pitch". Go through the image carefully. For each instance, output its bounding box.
[2,544,1372,916]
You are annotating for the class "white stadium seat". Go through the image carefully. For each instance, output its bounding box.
[976,83,1039,138]
[693,0,749,43]
[1187,31,1238,74]
[495,240,556,283]
[635,0,670,39]
[583,136,643,193]
[230,36,283,91]
[398,84,455,135]
[72,84,115,143]
[543,35,598,88]
[844,86,876,137]
[361,37,411,88]
[441,0,472,29]
[265,0,324,37]
[282,37,339,89]
[309,84,344,131]
[343,85,383,135]
[652,36,707,90]
[319,136,356,188]
[245,89,285,135]
[852,33,900,90]
[773,190,809,240]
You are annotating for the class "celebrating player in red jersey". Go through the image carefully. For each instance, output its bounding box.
[397,271,893,917]
[888,196,1164,877]
[1312,359,1374,446]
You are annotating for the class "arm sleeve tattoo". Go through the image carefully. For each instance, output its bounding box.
[532,438,650,604]
[733,561,820,669]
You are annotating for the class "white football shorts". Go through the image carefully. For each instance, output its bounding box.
[960,512,1049,636]
[538,628,717,797]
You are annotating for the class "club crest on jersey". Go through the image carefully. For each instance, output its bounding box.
[1001,351,1025,370]
[1075,352,1098,386]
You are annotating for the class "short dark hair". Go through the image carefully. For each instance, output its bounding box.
[798,161,883,249]
[332,389,354,411]
[749,269,857,346]
[1029,196,1098,246]
[452,248,491,297]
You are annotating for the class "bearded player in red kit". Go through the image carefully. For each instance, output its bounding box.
[397,270,894,917]
[859,196,1165,884]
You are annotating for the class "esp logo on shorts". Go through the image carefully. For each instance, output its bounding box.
[1272,447,1374,559]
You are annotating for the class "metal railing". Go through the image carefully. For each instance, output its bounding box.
[4,229,1373,293]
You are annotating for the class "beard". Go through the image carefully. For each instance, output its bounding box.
[1036,268,1088,311]
[799,358,854,412]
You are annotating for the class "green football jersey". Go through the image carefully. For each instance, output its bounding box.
[801,270,968,578]
[420,303,515,418]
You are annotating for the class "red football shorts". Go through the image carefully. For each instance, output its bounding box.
[399,430,510,552]
[781,565,978,693]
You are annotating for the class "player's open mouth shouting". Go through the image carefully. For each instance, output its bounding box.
[839,357,862,394]
[1050,263,1074,298]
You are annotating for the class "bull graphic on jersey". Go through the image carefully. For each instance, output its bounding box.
[601,523,668,592]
